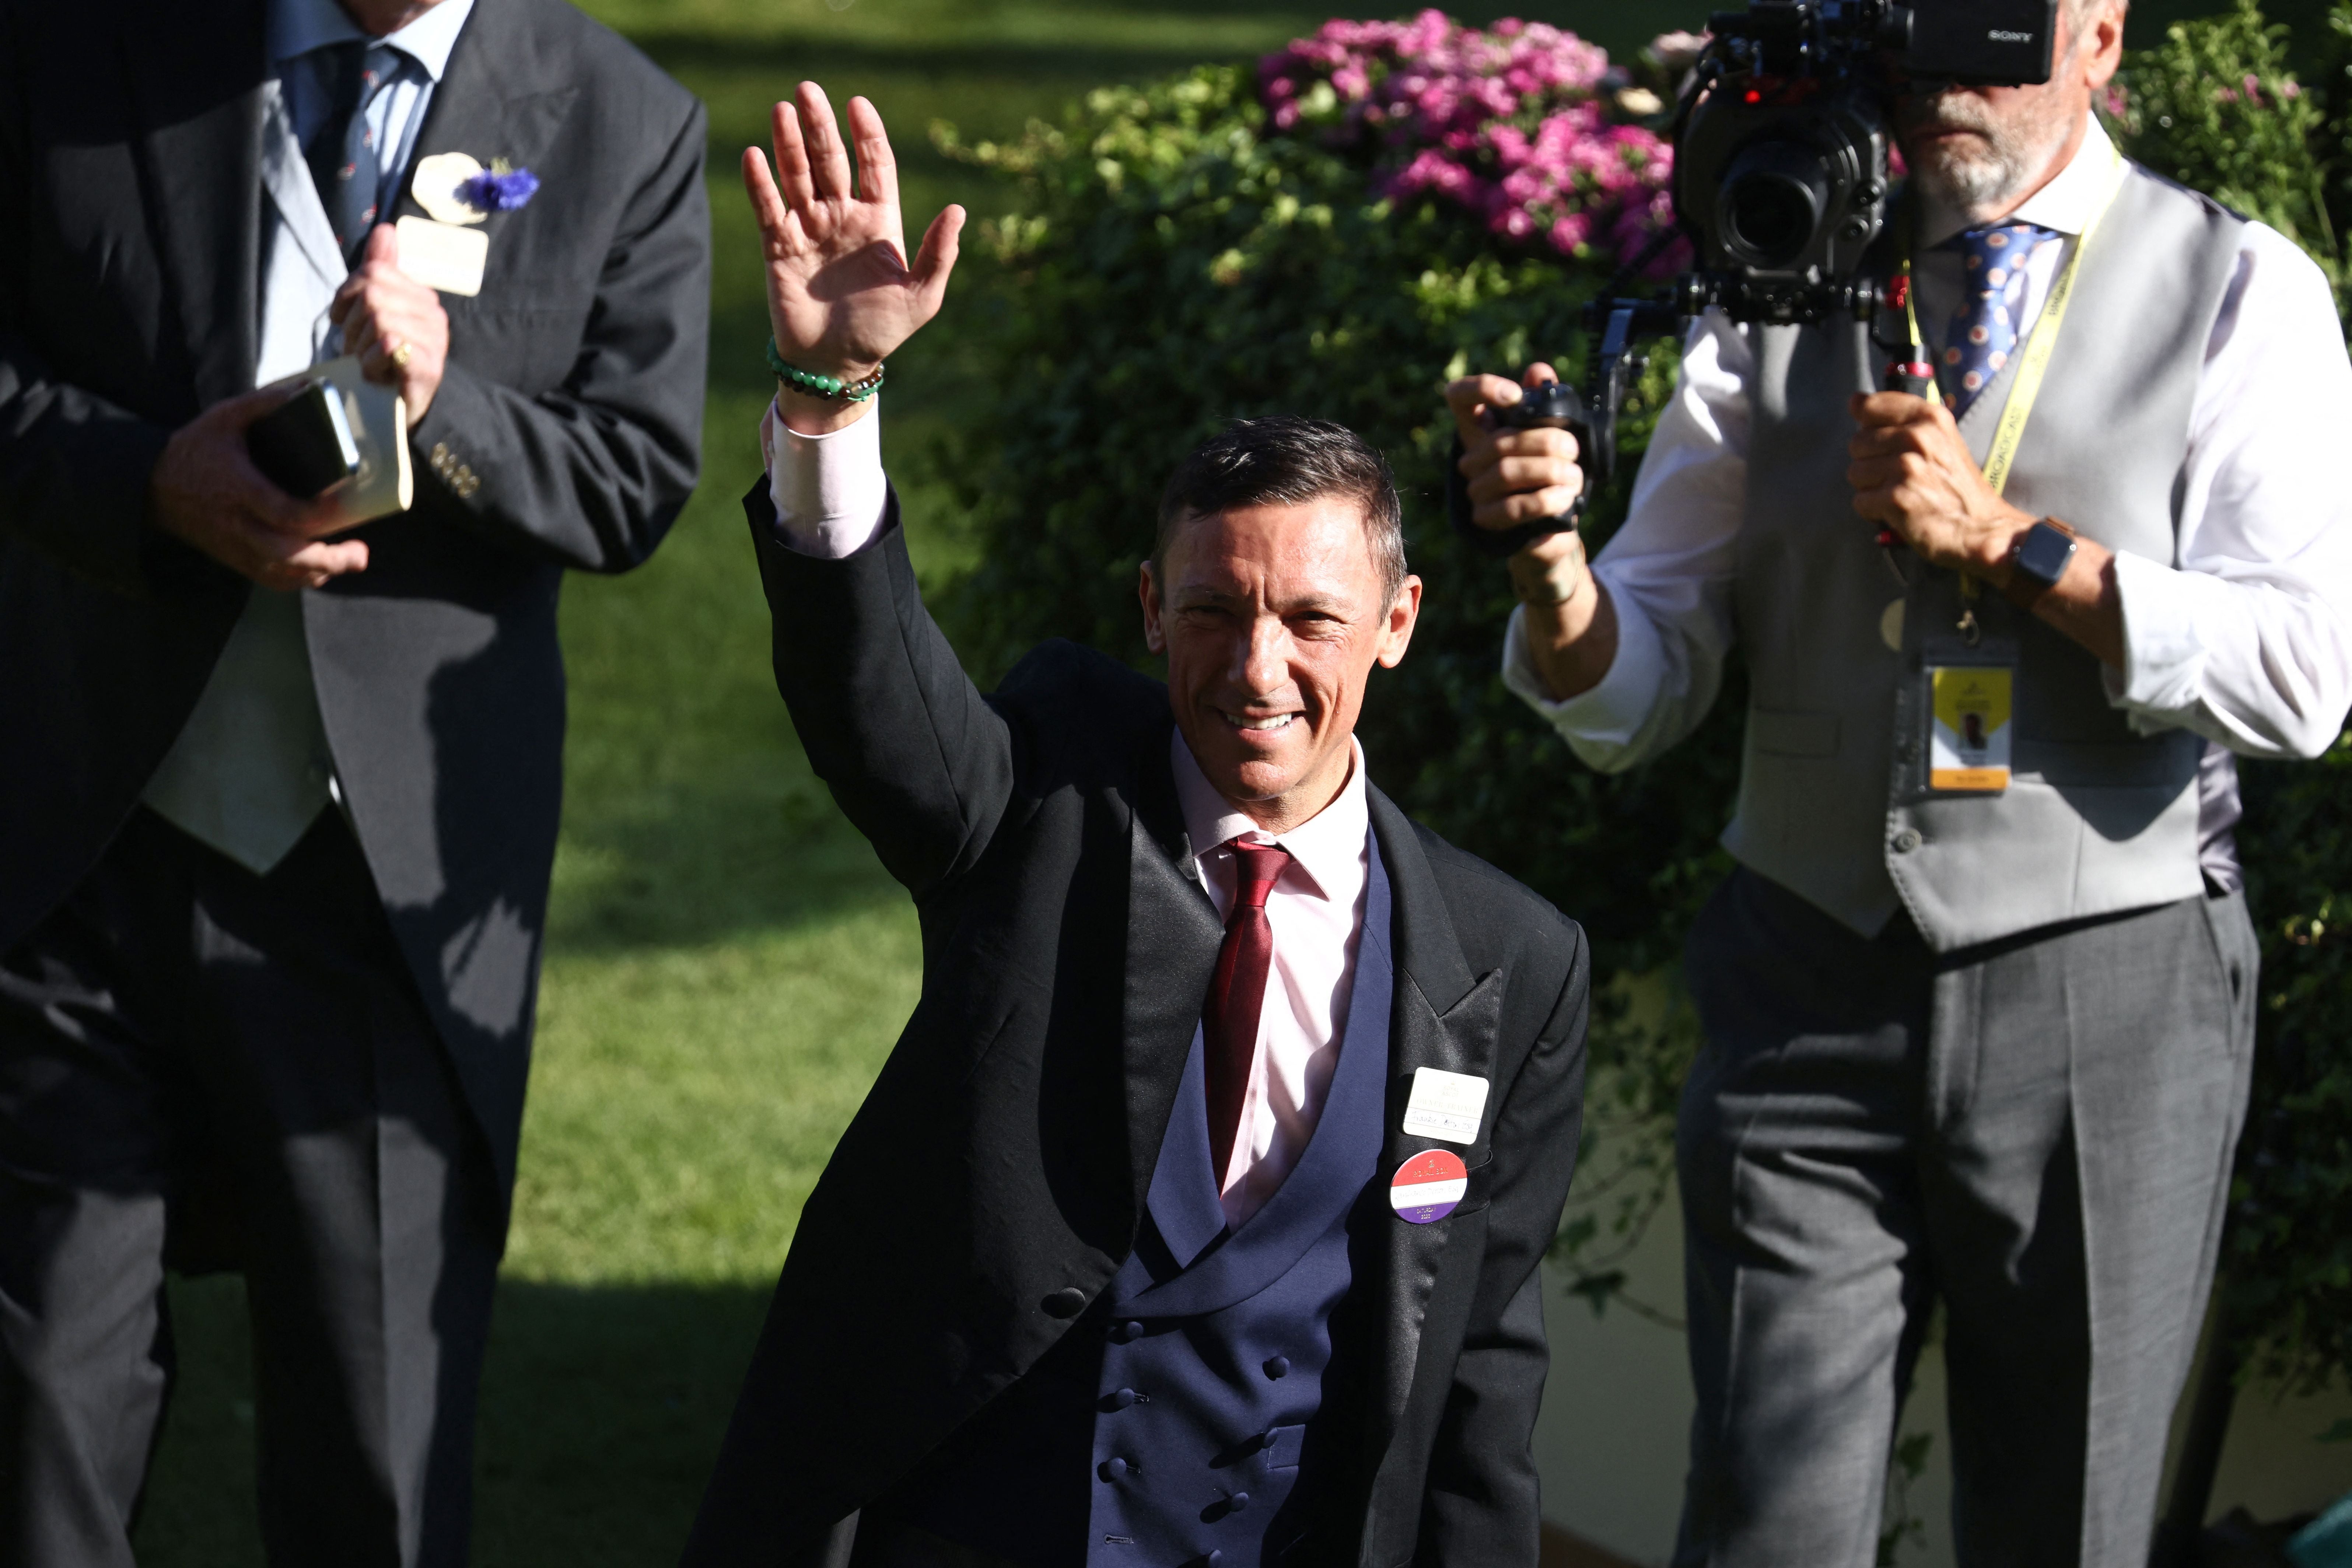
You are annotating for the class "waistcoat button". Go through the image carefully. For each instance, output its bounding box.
[1099,1457,1129,1481]
[1891,827,1924,854]
[1262,1356,1289,1380]
[1228,1491,1250,1513]
[1107,1387,1138,1410]
[1109,1319,1144,1343]
[1041,1287,1087,1318]
[1207,1553,1222,1566]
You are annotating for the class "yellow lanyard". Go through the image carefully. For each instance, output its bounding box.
[1895,141,2127,634]
[1899,139,2128,498]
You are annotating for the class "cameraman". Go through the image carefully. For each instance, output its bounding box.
[1450,1,2352,1564]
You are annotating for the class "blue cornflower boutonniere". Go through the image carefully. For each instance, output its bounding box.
[412,153,539,227]
[458,161,540,214]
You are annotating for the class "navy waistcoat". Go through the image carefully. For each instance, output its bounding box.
[891,839,1394,1568]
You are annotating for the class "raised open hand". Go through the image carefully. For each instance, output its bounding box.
[743,84,963,407]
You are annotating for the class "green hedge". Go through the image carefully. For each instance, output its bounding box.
[2127,1,2352,1398]
[930,4,2352,1393]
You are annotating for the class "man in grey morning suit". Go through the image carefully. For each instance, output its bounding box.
[0,0,707,1560]
[1454,1,2352,1564]
[682,85,1589,1568]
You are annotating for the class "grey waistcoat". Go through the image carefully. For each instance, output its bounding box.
[1730,163,2246,952]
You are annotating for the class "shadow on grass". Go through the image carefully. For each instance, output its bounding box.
[136,1273,777,1567]
[543,763,907,956]
[640,30,1265,83]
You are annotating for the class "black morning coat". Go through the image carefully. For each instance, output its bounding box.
[0,0,710,1195]
[683,485,1593,1568]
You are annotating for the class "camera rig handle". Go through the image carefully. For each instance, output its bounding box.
[1567,273,1886,491]
[1448,294,1685,562]
[1577,297,1687,486]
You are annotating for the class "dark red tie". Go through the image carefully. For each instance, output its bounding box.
[1204,840,1291,1186]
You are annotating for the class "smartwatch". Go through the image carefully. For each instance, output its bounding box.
[2010,518,2079,596]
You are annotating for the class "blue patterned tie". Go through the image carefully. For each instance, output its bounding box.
[1939,222,2061,416]
[305,41,405,263]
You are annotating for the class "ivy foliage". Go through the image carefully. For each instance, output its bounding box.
[930,6,2352,1390]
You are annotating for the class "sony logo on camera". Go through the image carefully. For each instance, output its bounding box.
[1910,0,2061,81]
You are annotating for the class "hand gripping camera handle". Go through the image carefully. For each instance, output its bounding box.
[1875,350,1937,549]
[1885,356,1935,399]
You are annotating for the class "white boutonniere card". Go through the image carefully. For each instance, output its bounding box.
[400,153,541,297]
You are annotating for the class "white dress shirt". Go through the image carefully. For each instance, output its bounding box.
[760,406,1376,1229]
[1504,116,2352,794]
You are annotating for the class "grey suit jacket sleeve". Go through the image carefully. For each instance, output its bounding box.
[0,4,171,595]
[407,97,709,574]
[1418,935,1592,1564]
[747,479,1017,899]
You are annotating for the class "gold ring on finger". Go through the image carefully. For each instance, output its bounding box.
[389,340,414,371]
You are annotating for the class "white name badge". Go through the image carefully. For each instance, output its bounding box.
[1401,1066,1490,1145]
[394,216,487,297]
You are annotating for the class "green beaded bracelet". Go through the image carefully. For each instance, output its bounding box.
[767,337,885,402]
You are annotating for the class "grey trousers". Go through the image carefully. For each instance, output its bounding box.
[1672,868,2257,1568]
[0,808,503,1568]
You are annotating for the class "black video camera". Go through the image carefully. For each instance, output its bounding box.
[1674,0,2058,325]
[1533,0,2058,504]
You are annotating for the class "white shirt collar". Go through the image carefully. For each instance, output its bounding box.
[1919,112,2115,248]
[270,0,474,80]
[1170,728,1369,903]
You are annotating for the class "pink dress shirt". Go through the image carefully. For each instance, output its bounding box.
[1171,732,1372,1230]
[758,403,1378,1231]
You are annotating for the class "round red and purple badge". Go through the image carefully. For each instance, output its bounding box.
[1389,1149,1469,1225]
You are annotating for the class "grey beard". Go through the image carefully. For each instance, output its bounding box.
[1913,139,2038,216]
[1905,88,2082,221]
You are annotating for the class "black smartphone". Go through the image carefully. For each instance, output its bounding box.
[246,379,361,498]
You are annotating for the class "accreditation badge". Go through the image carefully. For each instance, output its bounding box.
[1923,640,2017,794]
[1390,1150,1468,1224]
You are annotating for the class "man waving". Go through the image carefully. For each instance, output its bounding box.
[682,84,1592,1568]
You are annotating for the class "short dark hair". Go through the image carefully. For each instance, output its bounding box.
[1154,417,1408,605]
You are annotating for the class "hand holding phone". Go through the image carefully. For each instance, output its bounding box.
[246,379,361,499]
[148,387,368,590]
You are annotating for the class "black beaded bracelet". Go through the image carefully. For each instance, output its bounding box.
[767,337,885,402]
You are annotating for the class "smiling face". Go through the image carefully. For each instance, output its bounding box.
[1141,497,1421,834]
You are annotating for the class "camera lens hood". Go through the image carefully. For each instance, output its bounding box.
[1717,139,1834,272]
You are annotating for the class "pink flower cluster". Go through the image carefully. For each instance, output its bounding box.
[1260,11,1686,271]
[2215,71,2300,105]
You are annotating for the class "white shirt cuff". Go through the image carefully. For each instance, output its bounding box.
[1499,571,1669,749]
[760,398,890,559]
[2106,548,2206,716]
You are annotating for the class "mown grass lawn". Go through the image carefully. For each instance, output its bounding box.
[127,0,2236,1560]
